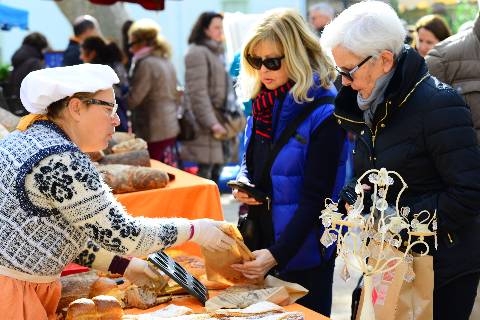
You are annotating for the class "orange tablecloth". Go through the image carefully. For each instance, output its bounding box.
[124,292,329,320]
[115,160,224,256]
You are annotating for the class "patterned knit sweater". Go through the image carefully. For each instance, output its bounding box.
[0,121,191,276]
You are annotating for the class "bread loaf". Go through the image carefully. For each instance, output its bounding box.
[0,108,20,132]
[98,164,170,194]
[65,296,124,320]
[65,298,97,320]
[92,295,124,320]
[111,132,135,144]
[99,150,151,167]
[124,285,158,309]
[0,123,9,139]
[86,151,104,162]
[89,278,125,305]
[111,138,148,153]
[58,271,99,313]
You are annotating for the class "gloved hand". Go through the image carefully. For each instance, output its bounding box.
[339,180,373,215]
[124,257,162,287]
[339,180,358,206]
[190,219,235,251]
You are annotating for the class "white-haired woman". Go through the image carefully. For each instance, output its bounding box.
[230,9,348,316]
[0,64,234,319]
[321,1,480,319]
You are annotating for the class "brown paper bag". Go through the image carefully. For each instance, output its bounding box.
[264,276,310,306]
[205,275,308,311]
[357,242,408,320]
[202,224,255,285]
[357,243,433,320]
[395,255,433,320]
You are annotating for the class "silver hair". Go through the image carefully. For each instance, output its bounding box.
[309,2,335,18]
[320,1,406,58]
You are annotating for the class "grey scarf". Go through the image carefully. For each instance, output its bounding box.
[357,68,395,128]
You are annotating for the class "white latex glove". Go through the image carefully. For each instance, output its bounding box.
[124,257,162,287]
[190,219,235,251]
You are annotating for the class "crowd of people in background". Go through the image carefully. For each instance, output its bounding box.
[4,3,478,183]
[2,1,480,318]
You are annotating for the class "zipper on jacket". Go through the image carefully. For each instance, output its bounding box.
[334,113,374,137]
[372,101,391,148]
[334,112,375,162]
[447,233,454,244]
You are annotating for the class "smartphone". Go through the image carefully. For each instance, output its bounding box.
[227,180,268,203]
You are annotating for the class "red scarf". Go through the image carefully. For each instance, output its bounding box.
[252,80,294,139]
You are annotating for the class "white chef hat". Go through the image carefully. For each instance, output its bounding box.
[20,64,120,114]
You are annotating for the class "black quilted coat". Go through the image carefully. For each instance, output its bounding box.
[335,45,480,288]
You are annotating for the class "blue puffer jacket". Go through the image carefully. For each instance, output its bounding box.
[239,76,349,272]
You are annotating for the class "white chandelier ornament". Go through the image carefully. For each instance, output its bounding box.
[319,168,437,320]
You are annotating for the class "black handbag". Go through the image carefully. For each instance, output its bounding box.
[176,85,197,142]
[177,105,197,142]
[237,96,336,251]
[237,212,262,251]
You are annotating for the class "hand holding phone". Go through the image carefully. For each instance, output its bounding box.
[227,180,269,206]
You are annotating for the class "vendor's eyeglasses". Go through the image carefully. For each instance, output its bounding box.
[246,55,285,71]
[335,56,372,81]
[83,98,118,118]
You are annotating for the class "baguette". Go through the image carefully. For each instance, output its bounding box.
[98,164,170,194]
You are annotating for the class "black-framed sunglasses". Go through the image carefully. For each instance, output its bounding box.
[127,40,141,48]
[82,98,118,118]
[335,56,372,81]
[246,54,285,71]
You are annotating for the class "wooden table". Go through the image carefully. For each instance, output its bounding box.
[116,160,224,256]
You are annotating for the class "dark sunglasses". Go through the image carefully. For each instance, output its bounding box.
[246,54,285,71]
[127,40,141,48]
[82,98,118,118]
[335,56,372,81]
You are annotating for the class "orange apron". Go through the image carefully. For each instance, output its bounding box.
[0,266,61,320]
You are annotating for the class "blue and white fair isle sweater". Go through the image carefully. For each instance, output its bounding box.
[0,121,191,277]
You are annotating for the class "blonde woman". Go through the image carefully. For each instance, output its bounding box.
[230,9,348,316]
[127,19,180,166]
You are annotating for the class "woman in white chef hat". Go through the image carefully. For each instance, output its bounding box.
[0,63,234,319]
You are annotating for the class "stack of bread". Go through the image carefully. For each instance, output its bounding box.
[58,253,224,316]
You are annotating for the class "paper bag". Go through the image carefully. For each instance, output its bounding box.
[357,243,433,320]
[395,255,433,320]
[205,275,308,312]
[357,243,408,320]
[202,224,255,285]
